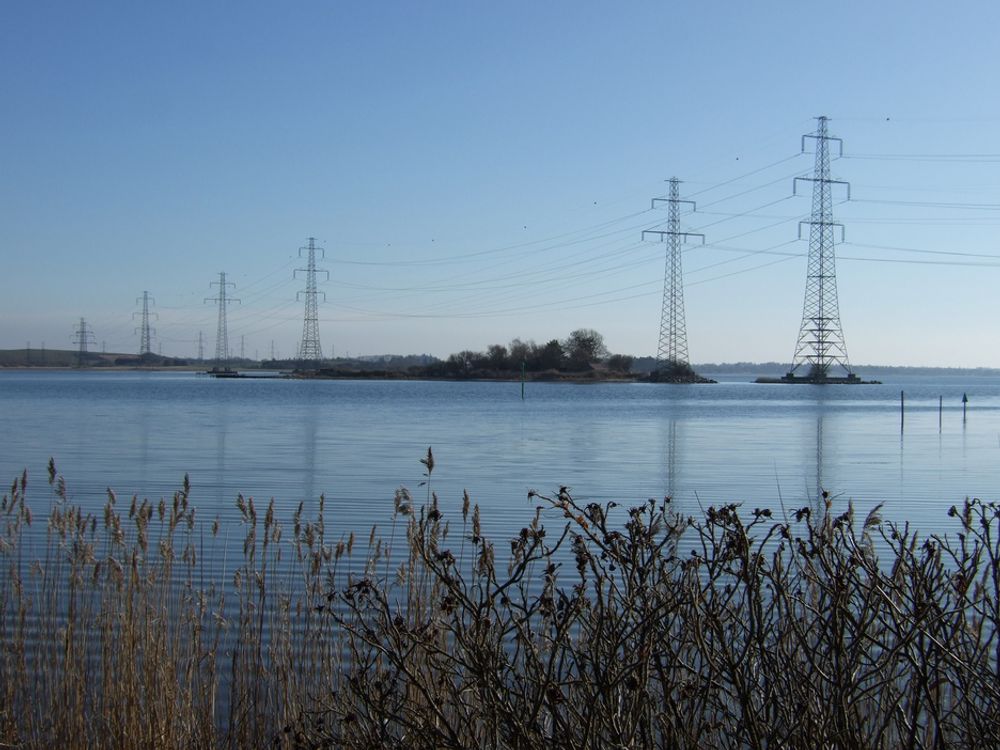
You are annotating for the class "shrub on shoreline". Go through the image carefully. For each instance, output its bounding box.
[1,454,998,748]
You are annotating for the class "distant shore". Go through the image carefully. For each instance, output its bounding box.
[4,348,1000,379]
[285,367,644,383]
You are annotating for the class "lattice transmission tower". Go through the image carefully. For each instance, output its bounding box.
[133,291,157,355]
[787,116,854,381]
[72,317,96,367]
[643,178,704,371]
[295,237,329,362]
[205,272,240,369]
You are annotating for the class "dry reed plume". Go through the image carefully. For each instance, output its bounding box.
[1,450,998,748]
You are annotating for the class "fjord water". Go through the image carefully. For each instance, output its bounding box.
[2,370,1000,543]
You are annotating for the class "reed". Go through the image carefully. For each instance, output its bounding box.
[1,452,998,748]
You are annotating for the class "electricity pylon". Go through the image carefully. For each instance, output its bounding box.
[787,116,854,381]
[643,177,704,374]
[205,272,240,369]
[72,317,96,367]
[296,237,329,363]
[133,291,157,355]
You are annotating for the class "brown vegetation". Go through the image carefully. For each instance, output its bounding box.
[1,453,999,748]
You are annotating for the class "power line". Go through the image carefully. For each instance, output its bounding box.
[317,165,817,319]
[643,178,703,369]
[696,170,809,211]
[843,241,1000,261]
[788,116,854,381]
[329,209,654,268]
[845,153,1000,163]
[687,254,800,287]
[853,198,1000,211]
[295,237,328,362]
[71,317,96,368]
[132,291,157,356]
[839,254,1000,268]
[690,196,796,232]
[687,239,801,276]
[683,153,804,198]
[205,272,240,369]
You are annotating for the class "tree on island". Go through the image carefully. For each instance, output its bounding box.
[508,338,532,366]
[427,329,632,378]
[486,344,508,370]
[647,359,715,383]
[562,328,609,370]
[531,339,565,370]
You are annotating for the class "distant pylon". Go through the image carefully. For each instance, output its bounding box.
[205,272,240,368]
[72,317,96,367]
[133,291,157,355]
[787,116,853,380]
[197,331,204,361]
[643,178,704,370]
[295,237,329,362]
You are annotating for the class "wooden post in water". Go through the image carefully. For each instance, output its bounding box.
[521,360,526,401]
[963,392,968,424]
[939,395,943,432]
[900,391,904,433]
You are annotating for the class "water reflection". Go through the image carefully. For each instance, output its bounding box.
[301,404,318,503]
[5,373,1000,544]
[807,388,831,508]
[136,398,151,493]
[214,399,230,506]
[814,415,824,505]
[662,418,679,500]
[899,426,905,490]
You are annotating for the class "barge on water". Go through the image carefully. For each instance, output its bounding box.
[756,366,880,385]
[756,373,880,385]
[205,368,246,378]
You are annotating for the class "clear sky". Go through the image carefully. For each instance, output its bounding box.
[3,1,1000,367]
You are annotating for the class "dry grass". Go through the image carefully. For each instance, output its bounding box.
[2,451,999,748]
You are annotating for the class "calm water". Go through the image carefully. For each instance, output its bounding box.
[2,370,1000,543]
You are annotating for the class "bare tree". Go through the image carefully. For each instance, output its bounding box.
[563,328,608,369]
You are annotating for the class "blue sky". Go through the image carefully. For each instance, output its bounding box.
[3,1,1000,366]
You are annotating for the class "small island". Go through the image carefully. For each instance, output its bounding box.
[644,360,715,384]
[285,328,714,383]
